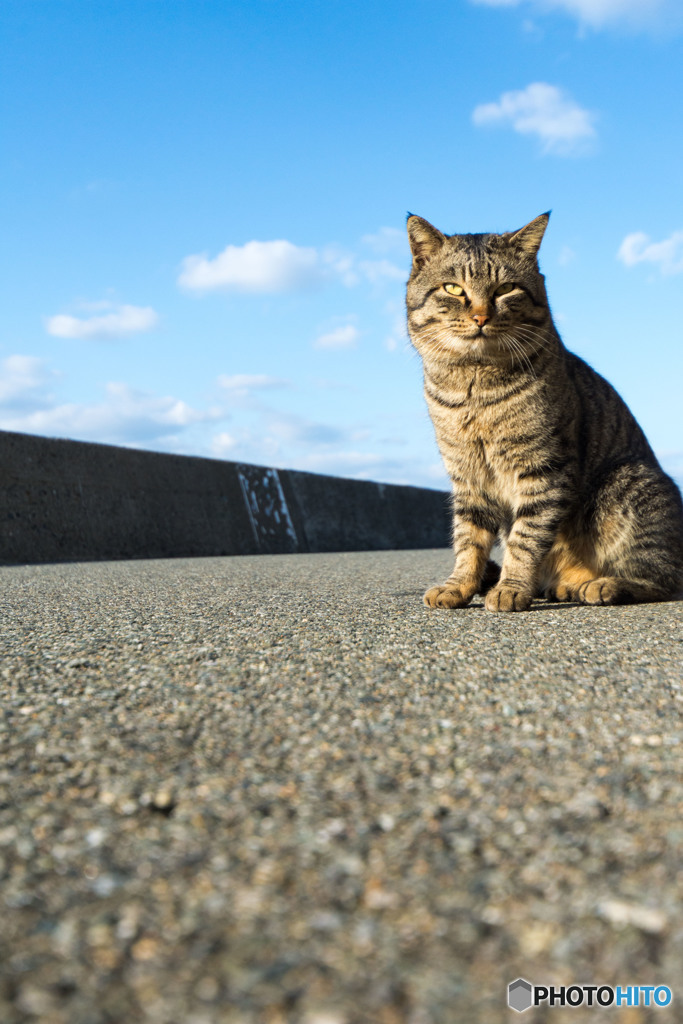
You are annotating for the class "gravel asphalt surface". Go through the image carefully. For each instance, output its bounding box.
[1,549,682,1024]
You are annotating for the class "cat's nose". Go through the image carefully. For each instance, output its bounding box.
[472,313,489,326]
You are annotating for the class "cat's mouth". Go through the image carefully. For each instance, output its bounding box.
[444,324,528,361]
[457,327,495,345]
[453,327,517,361]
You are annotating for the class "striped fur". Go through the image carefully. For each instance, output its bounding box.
[406,212,683,612]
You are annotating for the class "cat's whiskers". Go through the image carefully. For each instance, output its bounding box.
[500,332,537,379]
[508,327,554,362]
[425,334,461,363]
[496,332,518,371]
[512,324,554,352]
[514,330,549,348]
[424,326,476,362]
[499,333,523,373]
[422,317,551,372]
[507,322,547,340]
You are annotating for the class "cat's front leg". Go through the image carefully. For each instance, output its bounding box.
[485,494,564,612]
[424,503,497,608]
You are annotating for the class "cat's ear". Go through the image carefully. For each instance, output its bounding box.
[407,215,446,270]
[509,212,550,257]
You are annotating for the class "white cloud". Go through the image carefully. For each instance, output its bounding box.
[0,354,448,488]
[473,83,596,155]
[46,304,158,340]
[617,230,683,275]
[0,380,217,446]
[294,450,398,477]
[310,378,354,392]
[468,0,672,30]
[284,448,448,487]
[313,324,359,350]
[385,309,410,354]
[359,228,409,283]
[0,352,448,488]
[358,259,407,284]
[218,374,290,393]
[211,432,238,457]
[321,246,358,287]
[178,239,323,293]
[0,355,56,408]
[361,227,407,254]
[177,231,416,296]
[216,374,290,408]
[207,413,357,470]
[267,414,345,446]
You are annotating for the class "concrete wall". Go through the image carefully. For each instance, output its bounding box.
[0,430,451,564]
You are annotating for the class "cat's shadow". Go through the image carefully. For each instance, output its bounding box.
[392,590,580,610]
[392,590,683,609]
[480,593,683,610]
[415,594,683,611]
[463,598,581,612]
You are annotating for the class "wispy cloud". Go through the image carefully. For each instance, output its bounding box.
[211,432,239,458]
[313,324,359,350]
[472,82,596,155]
[0,377,216,446]
[468,0,673,31]
[178,239,323,293]
[178,231,413,295]
[361,227,407,254]
[358,259,407,284]
[280,448,448,487]
[384,308,410,354]
[358,228,408,284]
[207,417,431,484]
[218,374,290,394]
[267,413,346,446]
[208,417,362,471]
[46,304,159,340]
[321,246,358,287]
[617,230,683,275]
[0,352,446,488]
[291,450,403,478]
[0,355,57,409]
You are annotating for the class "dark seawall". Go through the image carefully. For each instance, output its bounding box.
[0,430,451,564]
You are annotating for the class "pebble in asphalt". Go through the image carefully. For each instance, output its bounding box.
[1,548,682,1024]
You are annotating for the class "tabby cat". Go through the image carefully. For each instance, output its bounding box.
[406,212,683,612]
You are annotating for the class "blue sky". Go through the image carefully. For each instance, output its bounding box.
[2,0,682,489]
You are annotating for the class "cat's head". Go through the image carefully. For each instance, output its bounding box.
[406,213,551,365]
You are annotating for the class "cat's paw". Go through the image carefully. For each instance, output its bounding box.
[544,582,575,602]
[578,577,632,605]
[423,584,474,609]
[485,584,533,613]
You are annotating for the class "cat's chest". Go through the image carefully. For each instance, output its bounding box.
[450,415,517,490]
[427,388,530,505]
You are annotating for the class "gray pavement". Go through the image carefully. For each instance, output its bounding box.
[1,549,682,1024]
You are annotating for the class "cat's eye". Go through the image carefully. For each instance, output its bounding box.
[444,283,465,296]
[494,283,516,297]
